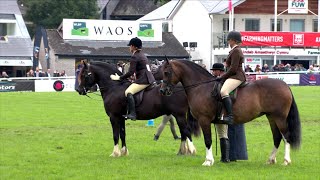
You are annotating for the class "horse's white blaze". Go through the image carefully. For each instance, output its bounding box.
[186,138,196,155]
[202,146,214,166]
[121,146,129,156]
[267,146,278,164]
[283,141,291,166]
[110,144,121,157]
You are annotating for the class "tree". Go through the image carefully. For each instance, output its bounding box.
[25,0,99,29]
[154,0,171,5]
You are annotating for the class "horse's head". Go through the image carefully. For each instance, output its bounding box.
[77,61,96,95]
[160,58,178,96]
[151,63,163,81]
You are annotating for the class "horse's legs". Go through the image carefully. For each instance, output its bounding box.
[109,116,121,157]
[266,115,284,165]
[119,117,129,156]
[175,115,196,155]
[199,118,214,166]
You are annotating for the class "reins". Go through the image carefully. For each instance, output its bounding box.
[183,79,217,90]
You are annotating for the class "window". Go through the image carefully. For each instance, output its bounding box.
[313,20,318,32]
[162,22,168,32]
[0,23,7,36]
[270,19,283,31]
[223,18,235,32]
[290,19,305,32]
[245,19,260,31]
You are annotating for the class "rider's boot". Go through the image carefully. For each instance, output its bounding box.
[220,138,230,163]
[220,96,233,125]
[123,93,136,120]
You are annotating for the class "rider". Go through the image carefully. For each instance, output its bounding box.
[110,37,155,120]
[216,31,246,125]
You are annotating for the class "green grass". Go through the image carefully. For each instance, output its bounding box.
[0,86,320,179]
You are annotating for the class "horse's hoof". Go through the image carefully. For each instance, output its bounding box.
[282,159,291,166]
[266,158,277,165]
[121,147,129,156]
[202,159,214,166]
[109,152,121,157]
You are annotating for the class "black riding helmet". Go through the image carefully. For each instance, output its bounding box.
[127,37,142,49]
[210,63,225,71]
[227,31,242,43]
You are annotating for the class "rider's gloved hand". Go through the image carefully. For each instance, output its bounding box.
[110,73,120,81]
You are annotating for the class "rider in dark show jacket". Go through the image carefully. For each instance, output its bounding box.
[216,31,246,125]
[211,62,248,162]
[110,37,155,120]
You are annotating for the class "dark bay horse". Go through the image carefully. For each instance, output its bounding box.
[160,59,301,166]
[77,61,200,157]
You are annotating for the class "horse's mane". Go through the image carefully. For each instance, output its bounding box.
[175,60,213,78]
[90,61,122,75]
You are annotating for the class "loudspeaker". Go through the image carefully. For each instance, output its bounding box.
[189,42,197,48]
[183,42,188,47]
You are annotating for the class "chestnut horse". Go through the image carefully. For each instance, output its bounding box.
[160,59,301,166]
[77,61,200,157]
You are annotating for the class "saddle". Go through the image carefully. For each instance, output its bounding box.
[133,82,157,107]
[211,81,249,123]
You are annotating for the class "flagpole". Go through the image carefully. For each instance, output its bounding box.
[229,0,233,31]
[318,0,319,32]
[273,0,277,66]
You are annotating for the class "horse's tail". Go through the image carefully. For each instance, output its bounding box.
[287,92,301,150]
[187,108,201,137]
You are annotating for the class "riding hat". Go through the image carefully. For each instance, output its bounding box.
[210,63,225,71]
[227,31,242,43]
[127,37,142,48]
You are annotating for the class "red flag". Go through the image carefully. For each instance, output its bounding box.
[228,0,232,12]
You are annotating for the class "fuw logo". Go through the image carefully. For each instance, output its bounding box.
[72,22,89,36]
[293,34,304,45]
[291,0,306,8]
[138,23,154,37]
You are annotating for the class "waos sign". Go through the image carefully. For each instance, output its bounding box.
[63,19,162,42]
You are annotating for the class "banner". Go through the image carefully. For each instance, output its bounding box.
[288,0,308,14]
[299,74,320,85]
[0,80,35,92]
[63,19,162,41]
[241,32,320,47]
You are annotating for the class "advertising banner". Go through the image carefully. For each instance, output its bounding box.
[63,19,162,41]
[35,79,76,92]
[255,74,300,85]
[241,31,320,47]
[288,0,308,14]
[0,80,35,92]
[244,57,261,69]
[299,74,320,85]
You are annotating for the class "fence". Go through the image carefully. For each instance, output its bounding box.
[0,72,320,92]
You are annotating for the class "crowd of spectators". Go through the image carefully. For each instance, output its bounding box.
[245,63,319,74]
[26,67,67,78]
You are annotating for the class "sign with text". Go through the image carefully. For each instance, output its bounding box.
[63,19,162,41]
[244,57,261,69]
[288,0,308,14]
[241,31,320,47]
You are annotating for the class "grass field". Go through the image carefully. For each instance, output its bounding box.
[0,86,319,179]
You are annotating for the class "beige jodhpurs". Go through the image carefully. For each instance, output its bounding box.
[125,83,149,96]
[220,78,242,97]
[216,124,228,139]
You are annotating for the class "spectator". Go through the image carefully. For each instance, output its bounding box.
[34,67,44,77]
[1,71,9,78]
[53,70,60,77]
[261,64,270,73]
[26,69,34,77]
[284,63,292,71]
[45,69,51,77]
[60,70,67,77]
[153,115,181,141]
[244,65,253,72]
[307,65,314,74]
[254,65,261,73]
[313,64,319,71]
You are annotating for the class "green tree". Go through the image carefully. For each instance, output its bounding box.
[25,0,99,29]
[154,0,171,5]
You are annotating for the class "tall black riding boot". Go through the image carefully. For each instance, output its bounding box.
[221,96,233,125]
[220,138,230,163]
[123,93,136,120]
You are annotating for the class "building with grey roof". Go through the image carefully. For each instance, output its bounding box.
[0,0,33,77]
